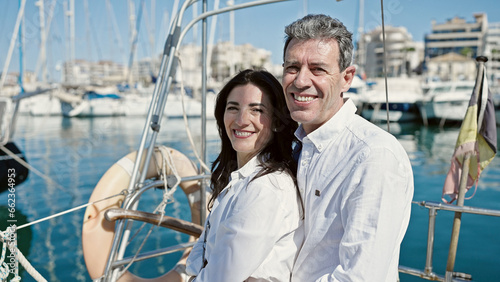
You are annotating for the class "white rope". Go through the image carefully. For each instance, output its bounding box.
[154,146,181,214]
[117,224,156,278]
[13,243,46,282]
[0,226,45,282]
[0,190,127,281]
[0,229,16,281]
[0,145,68,193]
[118,146,183,278]
[175,52,211,173]
[17,190,127,230]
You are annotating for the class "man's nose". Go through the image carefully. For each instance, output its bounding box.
[294,68,312,89]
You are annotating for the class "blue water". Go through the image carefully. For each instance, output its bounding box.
[1,115,499,281]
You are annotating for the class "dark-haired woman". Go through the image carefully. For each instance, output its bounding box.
[186,69,303,282]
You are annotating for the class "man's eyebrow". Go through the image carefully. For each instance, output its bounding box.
[283,60,298,65]
[283,60,328,67]
[310,62,327,67]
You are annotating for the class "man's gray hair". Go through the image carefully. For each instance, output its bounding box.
[283,14,353,71]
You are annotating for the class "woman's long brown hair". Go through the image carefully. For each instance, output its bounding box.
[209,69,301,213]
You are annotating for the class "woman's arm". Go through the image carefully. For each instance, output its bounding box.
[194,180,287,282]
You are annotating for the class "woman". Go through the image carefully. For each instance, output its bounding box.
[186,69,303,281]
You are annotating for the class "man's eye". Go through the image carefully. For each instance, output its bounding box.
[312,68,326,74]
[285,66,299,73]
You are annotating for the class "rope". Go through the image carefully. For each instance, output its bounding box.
[17,190,127,230]
[155,146,181,214]
[0,145,68,193]
[118,224,156,278]
[380,0,390,133]
[175,52,211,173]
[0,226,45,282]
[118,146,183,278]
[0,190,127,281]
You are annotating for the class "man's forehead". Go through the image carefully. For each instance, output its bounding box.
[284,38,339,66]
[285,38,338,55]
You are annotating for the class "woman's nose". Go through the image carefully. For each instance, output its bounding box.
[236,110,250,126]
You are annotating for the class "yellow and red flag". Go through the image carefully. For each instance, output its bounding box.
[442,65,497,203]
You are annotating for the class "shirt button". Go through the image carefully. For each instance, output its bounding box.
[301,160,308,166]
[318,144,323,150]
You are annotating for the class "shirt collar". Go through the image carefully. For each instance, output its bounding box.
[294,98,357,152]
[230,155,261,182]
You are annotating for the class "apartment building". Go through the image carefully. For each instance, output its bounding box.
[424,13,500,85]
[177,41,279,96]
[62,60,126,86]
[358,25,423,78]
[485,22,500,88]
[425,13,487,60]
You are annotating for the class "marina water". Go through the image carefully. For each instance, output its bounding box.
[1,114,499,282]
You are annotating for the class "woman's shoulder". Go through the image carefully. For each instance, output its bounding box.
[249,169,295,191]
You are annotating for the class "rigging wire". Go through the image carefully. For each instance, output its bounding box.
[380,0,390,132]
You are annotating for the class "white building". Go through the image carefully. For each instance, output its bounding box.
[425,52,476,81]
[62,60,126,86]
[485,22,500,89]
[61,41,280,94]
[425,14,487,60]
[177,41,280,97]
[358,25,423,78]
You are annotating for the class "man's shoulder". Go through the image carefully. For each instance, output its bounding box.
[341,115,407,160]
[348,115,399,145]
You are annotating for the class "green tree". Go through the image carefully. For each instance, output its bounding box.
[460,47,473,57]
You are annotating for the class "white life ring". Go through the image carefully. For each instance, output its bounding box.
[82,146,205,282]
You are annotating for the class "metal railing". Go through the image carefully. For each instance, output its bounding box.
[99,1,290,281]
[398,200,500,282]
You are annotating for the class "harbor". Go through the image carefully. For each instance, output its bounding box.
[1,0,500,281]
[1,114,499,281]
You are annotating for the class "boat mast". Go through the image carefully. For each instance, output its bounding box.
[206,0,220,81]
[105,0,126,69]
[0,0,26,90]
[35,0,47,83]
[150,0,156,75]
[18,0,25,93]
[126,0,145,85]
[228,0,235,76]
[357,0,365,75]
[70,0,75,63]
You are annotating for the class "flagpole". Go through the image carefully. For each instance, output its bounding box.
[444,56,488,282]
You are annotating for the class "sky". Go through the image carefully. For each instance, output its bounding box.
[1,0,499,82]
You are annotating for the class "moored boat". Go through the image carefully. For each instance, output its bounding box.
[359,76,423,122]
[2,1,499,282]
[417,80,475,125]
[60,90,126,118]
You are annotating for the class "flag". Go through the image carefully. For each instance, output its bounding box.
[442,65,497,203]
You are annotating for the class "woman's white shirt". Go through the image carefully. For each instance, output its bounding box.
[186,156,303,282]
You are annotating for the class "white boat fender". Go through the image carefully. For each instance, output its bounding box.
[82,146,206,282]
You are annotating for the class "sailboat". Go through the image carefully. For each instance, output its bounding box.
[2,1,499,282]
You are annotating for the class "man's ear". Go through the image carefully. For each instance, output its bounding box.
[341,65,356,92]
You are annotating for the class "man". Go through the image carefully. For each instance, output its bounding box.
[282,14,414,281]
